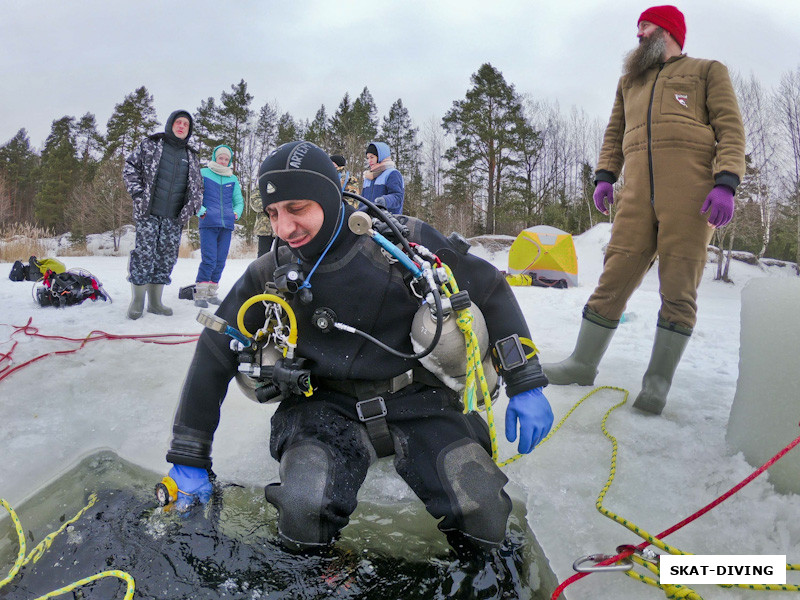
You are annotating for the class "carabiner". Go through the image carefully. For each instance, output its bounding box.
[573,553,633,573]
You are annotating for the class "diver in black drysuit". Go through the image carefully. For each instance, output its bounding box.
[165,141,553,552]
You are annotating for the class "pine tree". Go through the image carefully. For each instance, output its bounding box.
[380,99,421,173]
[442,63,525,234]
[74,112,103,183]
[218,79,254,161]
[305,105,332,148]
[381,99,422,215]
[0,129,39,224]
[276,113,302,145]
[193,96,221,151]
[35,116,80,232]
[105,87,159,158]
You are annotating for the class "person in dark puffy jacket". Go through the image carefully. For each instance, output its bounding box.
[360,141,404,214]
[194,144,244,307]
[123,110,203,319]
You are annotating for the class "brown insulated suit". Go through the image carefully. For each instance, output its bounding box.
[589,54,745,329]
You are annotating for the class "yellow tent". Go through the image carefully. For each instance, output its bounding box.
[507,225,578,288]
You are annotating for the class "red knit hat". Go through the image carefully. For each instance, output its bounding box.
[638,5,686,49]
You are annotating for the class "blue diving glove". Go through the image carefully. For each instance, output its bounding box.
[505,387,554,454]
[168,464,212,509]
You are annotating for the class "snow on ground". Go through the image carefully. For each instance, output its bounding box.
[1,224,799,599]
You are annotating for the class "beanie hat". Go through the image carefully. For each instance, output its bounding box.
[258,141,343,260]
[213,144,233,162]
[366,143,379,157]
[330,154,346,168]
[638,5,686,49]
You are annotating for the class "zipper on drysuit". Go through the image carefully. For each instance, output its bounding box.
[646,62,666,205]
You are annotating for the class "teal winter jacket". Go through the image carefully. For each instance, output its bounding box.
[198,168,244,230]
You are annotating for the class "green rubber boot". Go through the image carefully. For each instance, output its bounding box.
[146,283,173,316]
[127,283,147,320]
[542,309,618,386]
[633,324,690,415]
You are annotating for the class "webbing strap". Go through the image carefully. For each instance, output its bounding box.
[356,397,394,457]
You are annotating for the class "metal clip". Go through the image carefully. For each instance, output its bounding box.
[573,553,633,573]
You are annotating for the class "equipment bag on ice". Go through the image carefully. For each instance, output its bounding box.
[9,256,67,282]
[35,269,111,307]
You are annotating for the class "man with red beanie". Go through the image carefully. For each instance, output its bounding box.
[543,6,745,416]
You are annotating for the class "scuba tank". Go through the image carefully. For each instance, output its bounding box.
[410,293,497,393]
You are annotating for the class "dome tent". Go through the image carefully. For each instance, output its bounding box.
[506,225,578,288]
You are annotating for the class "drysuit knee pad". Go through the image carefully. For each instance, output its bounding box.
[439,440,512,546]
[264,442,340,548]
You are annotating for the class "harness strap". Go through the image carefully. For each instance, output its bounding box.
[316,367,445,400]
[355,397,393,457]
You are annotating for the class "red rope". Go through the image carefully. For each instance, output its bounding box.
[551,429,800,600]
[0,318,200,384]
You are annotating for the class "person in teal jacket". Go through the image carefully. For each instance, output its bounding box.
[195,144,244,307]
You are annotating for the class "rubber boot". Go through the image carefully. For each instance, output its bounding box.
[207,282,222,305]
[194,282,209,308]
[146,283,173,316]
[541,310,618,385]
[633,325,690,415]
[127,283,147,320]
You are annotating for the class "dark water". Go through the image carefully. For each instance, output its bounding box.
[0,451,558,599]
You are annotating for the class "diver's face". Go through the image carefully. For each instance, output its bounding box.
[266,199,324,249]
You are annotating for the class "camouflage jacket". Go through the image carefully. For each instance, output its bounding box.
[341,172,360,208]
[123,134,203,225]
[249,193,273,236]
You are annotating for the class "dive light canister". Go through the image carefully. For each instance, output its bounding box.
[155,476,179,507]
[410,302,497,392]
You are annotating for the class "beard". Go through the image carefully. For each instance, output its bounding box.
[623,30,668,78]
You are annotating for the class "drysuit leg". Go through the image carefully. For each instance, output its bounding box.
[393,407,512,550]
[264,401,372,550]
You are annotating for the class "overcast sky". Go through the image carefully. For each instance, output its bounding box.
[2,0,799,151]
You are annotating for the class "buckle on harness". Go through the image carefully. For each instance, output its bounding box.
[356,397,387,422]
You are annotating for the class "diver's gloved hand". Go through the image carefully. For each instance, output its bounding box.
[373,209,408,241]
[168,464,212,509]
[505,387,554,454]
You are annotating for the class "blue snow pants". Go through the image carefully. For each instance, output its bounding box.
[196,226,232,283]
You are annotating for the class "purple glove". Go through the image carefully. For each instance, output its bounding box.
[593,181,614,214]
[701,185,735,227]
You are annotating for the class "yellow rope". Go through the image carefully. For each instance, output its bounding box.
[441,264,560,467]
[583,386,800,596]
[1,495,135,599]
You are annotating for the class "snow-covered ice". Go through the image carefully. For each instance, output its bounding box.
[1,223,799,599]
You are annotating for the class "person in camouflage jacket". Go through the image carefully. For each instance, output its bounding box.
[330,154,360,208]
[250,192,274,257]
[122,110,203,319]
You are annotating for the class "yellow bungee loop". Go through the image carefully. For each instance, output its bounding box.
[1,494,135,599]
[236,293,298,347]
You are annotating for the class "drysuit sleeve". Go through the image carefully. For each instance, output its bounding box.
[166,261,271,469]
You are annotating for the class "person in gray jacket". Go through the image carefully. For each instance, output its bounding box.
[122,110,203,319]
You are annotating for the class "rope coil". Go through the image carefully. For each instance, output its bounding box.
[1,494,135,599]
